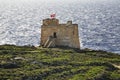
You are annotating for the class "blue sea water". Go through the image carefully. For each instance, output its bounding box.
[0,0,120,53]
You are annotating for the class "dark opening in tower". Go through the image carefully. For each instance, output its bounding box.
[53,32,57,38]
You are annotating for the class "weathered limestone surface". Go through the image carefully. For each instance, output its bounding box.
[41,18,80,49]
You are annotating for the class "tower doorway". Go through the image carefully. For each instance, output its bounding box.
[53,32,57,38]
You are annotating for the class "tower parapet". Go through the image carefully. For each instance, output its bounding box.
[43,18,59,26]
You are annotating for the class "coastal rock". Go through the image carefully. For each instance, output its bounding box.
[14,57,25,60]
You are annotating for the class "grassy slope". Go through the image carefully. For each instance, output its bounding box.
[0,45,120,80]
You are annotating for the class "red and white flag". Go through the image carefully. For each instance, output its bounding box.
[50,14,56,19]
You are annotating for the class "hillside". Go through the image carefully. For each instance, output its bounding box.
[0,45,120,80]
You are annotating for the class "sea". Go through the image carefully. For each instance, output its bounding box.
[0,0,120,54]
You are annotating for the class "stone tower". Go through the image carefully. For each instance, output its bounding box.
[41,18,80,49]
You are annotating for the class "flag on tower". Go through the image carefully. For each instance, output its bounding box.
[50,14,56,19]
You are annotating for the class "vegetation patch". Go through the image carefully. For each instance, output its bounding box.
[0,45,120,80]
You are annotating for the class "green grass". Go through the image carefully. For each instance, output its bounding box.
[0,45,120,80]
[69,66,106,80]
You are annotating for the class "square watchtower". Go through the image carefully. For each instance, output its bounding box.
[41,18,80,49]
